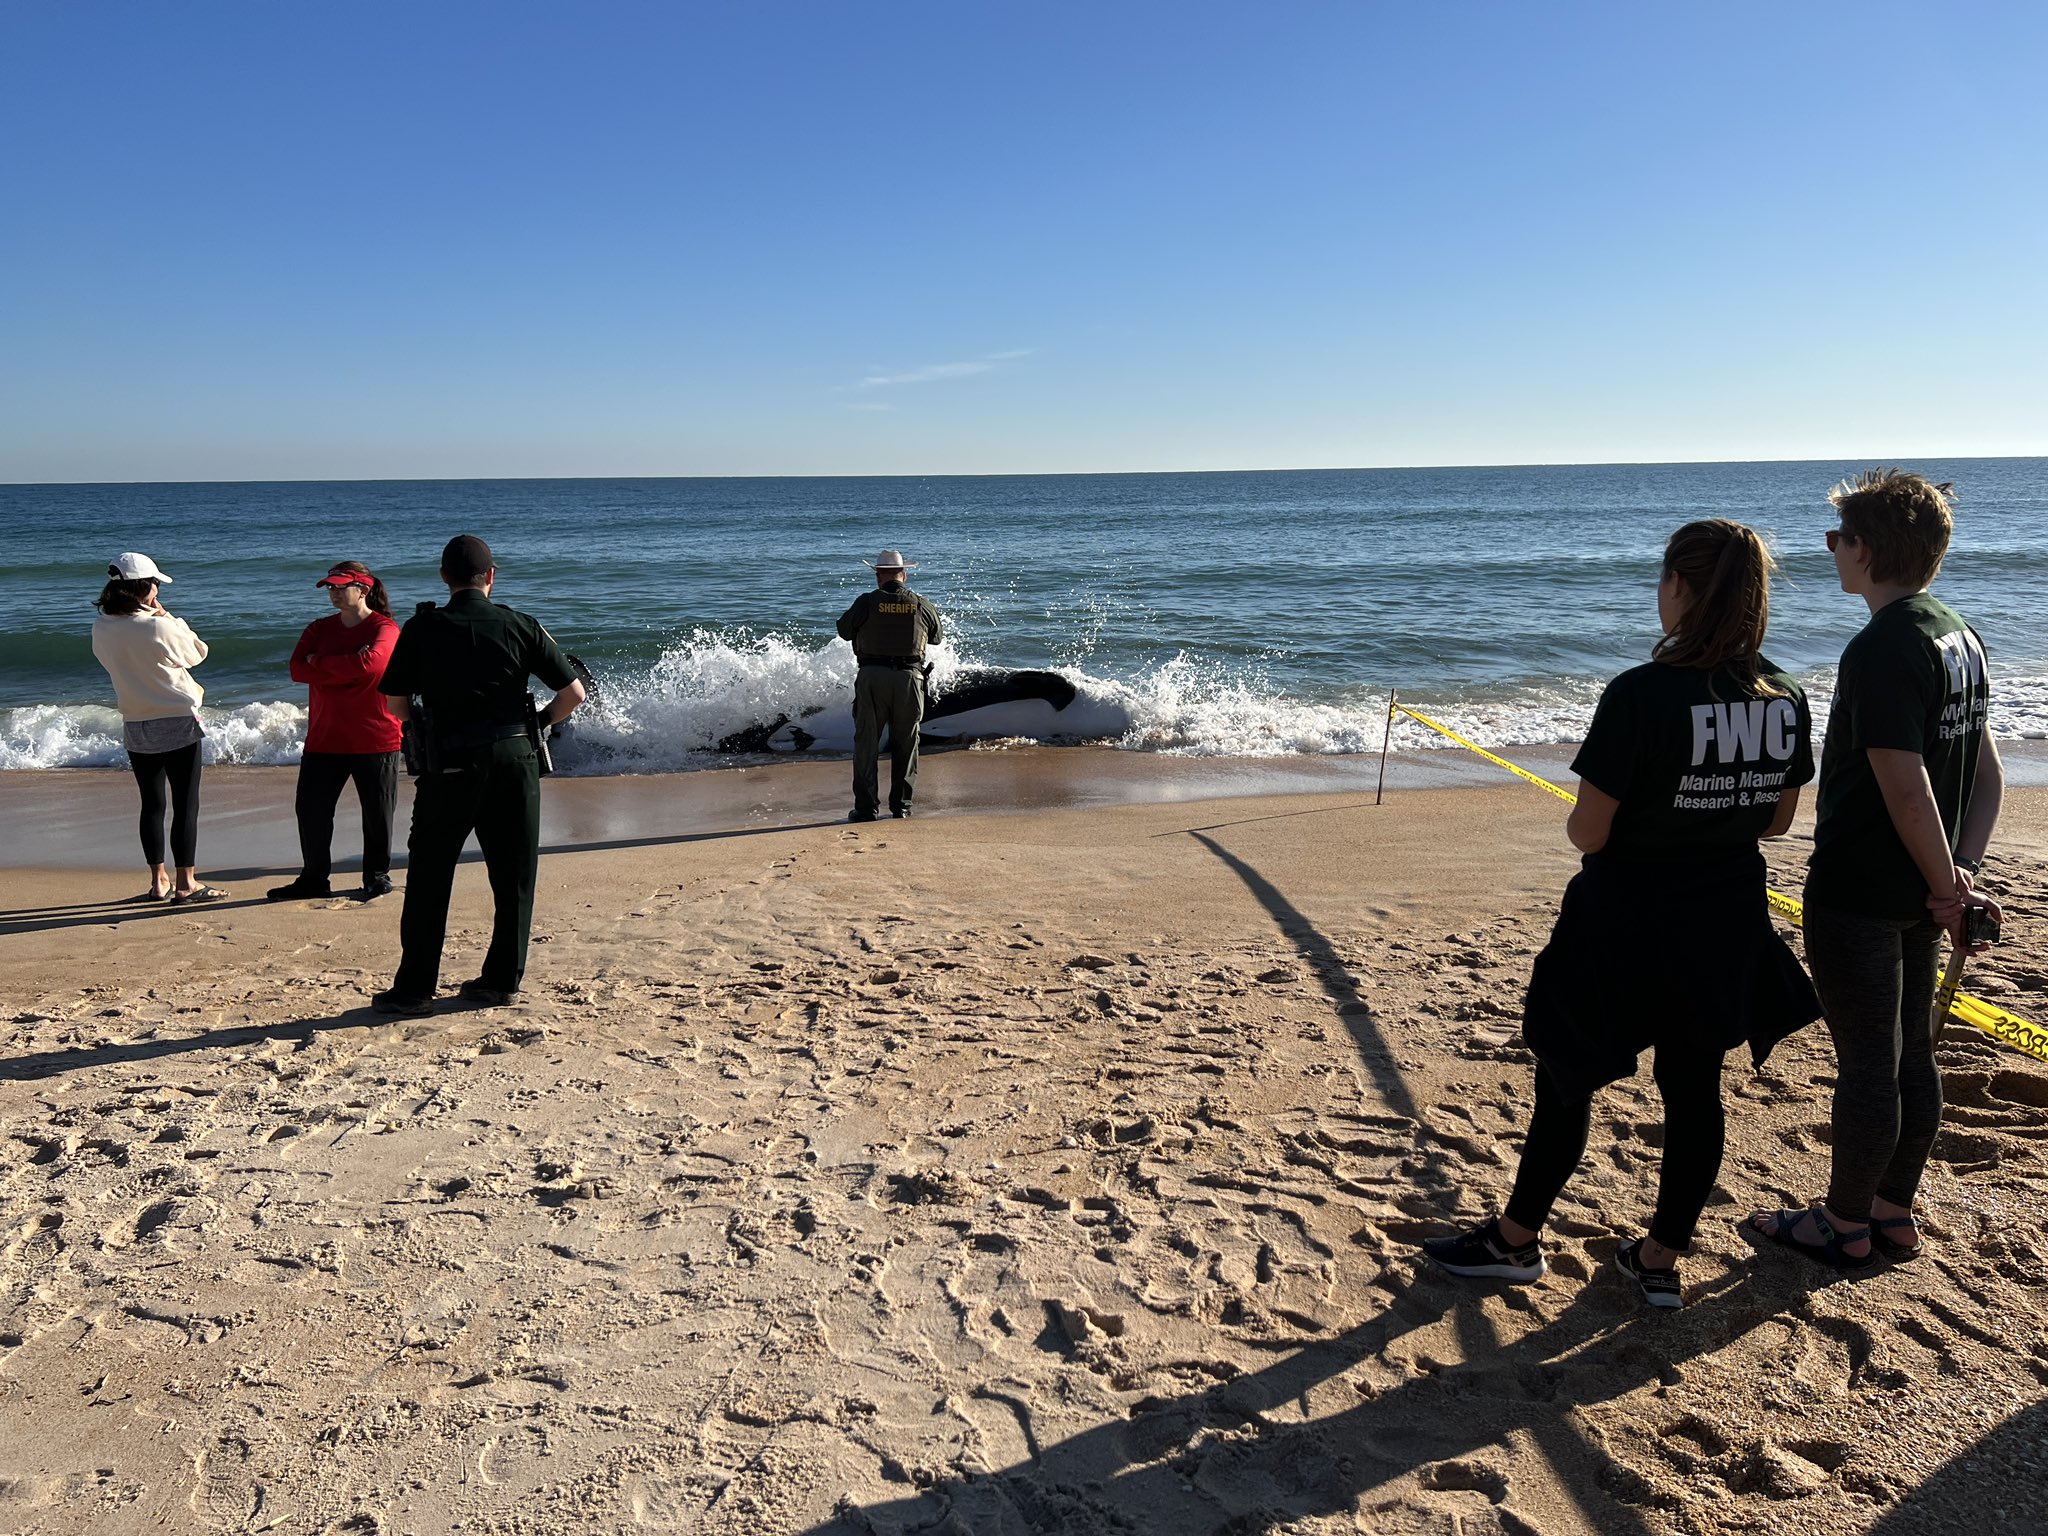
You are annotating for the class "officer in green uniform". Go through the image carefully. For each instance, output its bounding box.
[372,535,585,1014]
[836,549,943,821]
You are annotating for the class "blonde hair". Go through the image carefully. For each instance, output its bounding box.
[1828,468,1954,588]
[1653,519,1785,697]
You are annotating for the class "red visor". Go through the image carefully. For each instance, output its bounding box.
[317,570,375,589]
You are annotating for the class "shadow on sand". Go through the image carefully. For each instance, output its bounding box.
[809,1260,1844,1534]
[0,1001,404,1083]
[0,817,850,938]
[810,827,1844,1533]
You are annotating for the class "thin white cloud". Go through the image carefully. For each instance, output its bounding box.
[849,348,1036,390]
[860,360,993,387]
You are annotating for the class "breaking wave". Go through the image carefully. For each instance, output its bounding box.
[6,629,2046,773]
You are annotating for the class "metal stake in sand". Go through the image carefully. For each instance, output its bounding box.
[1376,689,1397,806]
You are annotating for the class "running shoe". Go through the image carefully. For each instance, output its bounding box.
[1614,1240,1684,1309]
[1422,1218,1545,1282]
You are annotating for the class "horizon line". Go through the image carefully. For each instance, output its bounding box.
[6,448,2046,490]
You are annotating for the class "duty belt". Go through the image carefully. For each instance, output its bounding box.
[440,719,531,752]
[857,655,924,669]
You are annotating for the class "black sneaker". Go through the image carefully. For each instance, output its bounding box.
[371,989,433,1016]
[267,878,332,902]
[358,873,395,900]
[459,979,521,1007]
[1422,1218,1546,1282]
[891,806,912,819]
[1615,1240,1684,1309]
[848,809,878,823]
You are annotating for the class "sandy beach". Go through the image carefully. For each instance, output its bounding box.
[2,758,2044,1535]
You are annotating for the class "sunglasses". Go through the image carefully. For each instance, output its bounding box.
[1824,527,1857,552]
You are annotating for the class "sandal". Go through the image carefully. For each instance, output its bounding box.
[171,885,229,905]
[134,888,169,903]
[1871,1213,1924,1262]
[1744,1205,1880,1273]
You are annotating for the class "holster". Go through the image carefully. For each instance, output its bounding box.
[400,701,440,777]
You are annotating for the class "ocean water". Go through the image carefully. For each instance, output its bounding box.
[4,460,2045,774]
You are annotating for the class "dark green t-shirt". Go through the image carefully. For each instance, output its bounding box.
[1805,593,1990,920]
[379,589,578,733]
[1572,658,1814,864]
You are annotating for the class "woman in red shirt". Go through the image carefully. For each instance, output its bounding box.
[269,562,404,901]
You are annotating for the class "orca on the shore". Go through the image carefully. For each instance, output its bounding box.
[715,668,1132,754]
[547,654,600,742]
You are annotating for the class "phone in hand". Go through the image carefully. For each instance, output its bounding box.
[1965,905,2001,947]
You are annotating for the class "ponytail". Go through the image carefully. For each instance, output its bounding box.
[1652,520,1785,697]
[325,560,391,617]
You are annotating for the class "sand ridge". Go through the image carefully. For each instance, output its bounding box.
[1,784,2044,1535]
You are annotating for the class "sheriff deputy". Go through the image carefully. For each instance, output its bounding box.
[836,549,943,821]
[372,535,585,1014]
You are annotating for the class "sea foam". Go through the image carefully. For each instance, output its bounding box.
[6,632,2045,775]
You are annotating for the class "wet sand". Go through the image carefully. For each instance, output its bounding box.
[0,746,1587,876]
[2,763,2045,1535]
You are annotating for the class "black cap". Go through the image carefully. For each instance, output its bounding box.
[441,535,494,581]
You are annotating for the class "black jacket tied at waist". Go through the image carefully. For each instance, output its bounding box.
[1521,847,1820,1097]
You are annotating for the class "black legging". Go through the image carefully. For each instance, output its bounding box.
[295,750,400,882]
[1504,1039,1728,1253]
[130,741,203,867]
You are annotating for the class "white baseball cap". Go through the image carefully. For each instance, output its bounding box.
[109,552,172,584]
[863,549,917,571]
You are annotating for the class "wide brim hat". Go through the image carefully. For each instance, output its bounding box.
[863,549,918,570]
[110,552,171,584]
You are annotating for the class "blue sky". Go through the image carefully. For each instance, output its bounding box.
[3,2,2043,481]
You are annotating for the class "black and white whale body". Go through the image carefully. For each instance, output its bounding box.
[715,668,1131,754]
[546,654,600,742]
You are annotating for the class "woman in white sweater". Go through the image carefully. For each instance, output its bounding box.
[90,553,226,903]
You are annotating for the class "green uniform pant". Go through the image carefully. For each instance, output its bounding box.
[853,664,924,815]
[394,739,541,997]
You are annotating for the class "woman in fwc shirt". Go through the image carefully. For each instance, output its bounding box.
[1425,520,1820,1309]
[1749,471,2003,1270]
[268,561,404,902]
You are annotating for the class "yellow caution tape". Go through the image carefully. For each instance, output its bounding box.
[1390,699,2048,1065]
[1392,704,1580,805]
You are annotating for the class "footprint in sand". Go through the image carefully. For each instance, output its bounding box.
[188,1436,261,1529]
[1418,1457,1510,1502]
[6,1211,66,1270]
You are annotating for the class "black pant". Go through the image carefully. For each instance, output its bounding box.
[852,664,924,815]
[295,750,399,883]
[130,742,202,867]
[1505,1039,1728,1253]
[1805,903,1946,1220]
[393,741,541,998]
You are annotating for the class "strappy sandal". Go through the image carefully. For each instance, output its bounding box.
[134,888,169,903]
[171,885,229,905]
[1871,1213,1924,1262]
[1744,1205,1881,1273]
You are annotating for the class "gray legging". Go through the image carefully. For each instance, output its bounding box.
[1805,903,1946,1221]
